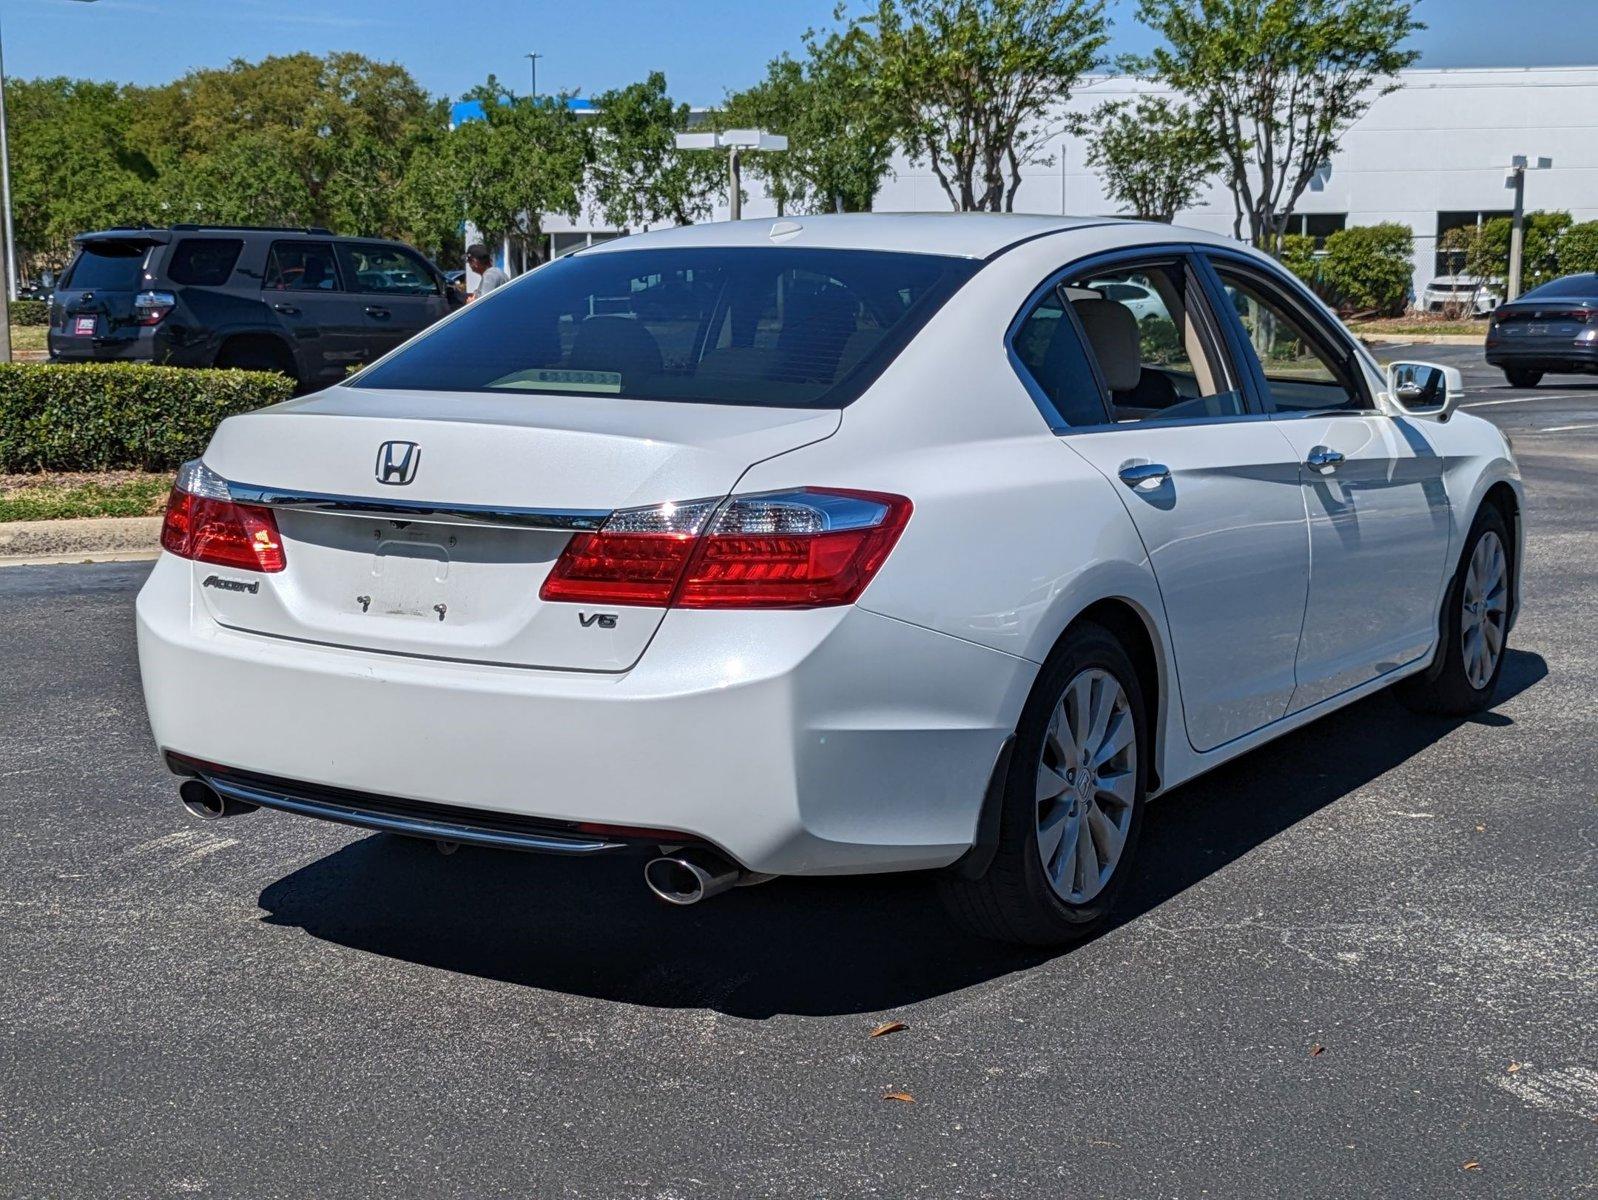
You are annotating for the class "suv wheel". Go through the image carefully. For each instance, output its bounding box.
[939,622,1148,946]
[1504,368,1542,389]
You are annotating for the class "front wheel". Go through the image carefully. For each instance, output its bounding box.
[1504,368,1542,389]
[939,622,1148,946]
[1396,507,1512,715]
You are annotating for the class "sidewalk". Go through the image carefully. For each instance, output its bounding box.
[0,516,161,566]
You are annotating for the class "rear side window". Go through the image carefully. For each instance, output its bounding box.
[166,238,243,286]
[264,241,340,292]
[64,241,150,291]
[351,247,979,407]
[337,243,440,295]
[1011,291,1108,428]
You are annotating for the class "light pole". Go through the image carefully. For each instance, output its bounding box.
[673,129,788,222]
[0,0,99,361]
[1505,155,1552,302]
[524,52,541,99]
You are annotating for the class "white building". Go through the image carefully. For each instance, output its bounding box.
[546,65,1598,302]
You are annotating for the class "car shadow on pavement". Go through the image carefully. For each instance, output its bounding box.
[257,649,1547,1019]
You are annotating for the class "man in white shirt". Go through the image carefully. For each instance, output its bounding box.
[466,244,510,300]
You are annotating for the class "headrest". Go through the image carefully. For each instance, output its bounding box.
[1073,298,1142,393]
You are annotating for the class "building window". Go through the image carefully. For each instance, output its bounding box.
[1436,210,1512,276]
[1278,213,1347,248]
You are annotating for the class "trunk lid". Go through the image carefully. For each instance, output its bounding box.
[195,387,840,671]
[50,234,166,354]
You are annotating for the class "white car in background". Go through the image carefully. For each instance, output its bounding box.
[1423,274,1503,316]
[137,214,1523,945]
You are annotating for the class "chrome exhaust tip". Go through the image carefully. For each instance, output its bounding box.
[643,848,743,906]
[179,779,258,821]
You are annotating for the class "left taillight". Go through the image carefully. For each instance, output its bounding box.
[161,459,285,573]
[133,290,177,327]
[541,488,912,610]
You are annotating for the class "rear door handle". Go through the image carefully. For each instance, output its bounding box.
[365,306,391,319]
[1118,462,1171,491]
[272,303,300,316]
[1305,446,1345,475]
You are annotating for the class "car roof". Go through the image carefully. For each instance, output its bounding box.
[578,213,1168,261]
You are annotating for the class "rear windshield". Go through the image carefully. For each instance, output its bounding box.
[351,246,980,407]
[64,241,152,291]
[1520,274,1598,300]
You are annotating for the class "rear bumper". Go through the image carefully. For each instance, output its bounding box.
[47,325,211,366]
[136,553,1032,876]
[1485,341,1598,372]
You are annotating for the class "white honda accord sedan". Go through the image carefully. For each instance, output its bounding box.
[137,214,1522,945]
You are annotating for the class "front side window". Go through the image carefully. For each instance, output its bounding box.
[1213,267,1368,413]
[338,243,440,295]
[1066,261,1245,423]
[352,247,979,407]
[166,238,243,286]
[264,241,340,292]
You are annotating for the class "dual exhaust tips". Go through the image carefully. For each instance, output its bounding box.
[178,780,760,906]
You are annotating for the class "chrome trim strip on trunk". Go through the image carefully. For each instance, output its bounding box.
[201,774,628,854]
[228,482,611,532]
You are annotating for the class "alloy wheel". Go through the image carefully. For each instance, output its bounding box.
[1035,668,1137,904]
[1462,530,1509,690]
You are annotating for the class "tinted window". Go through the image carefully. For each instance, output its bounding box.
[264,241,340,292]
[1012,291,1108,428]
[1521,274,1598,300]
[64,241,150,291]
[166,238,243,286]
[1213,268,1367,413]
[337,243,440,295]
[352,247,979,407]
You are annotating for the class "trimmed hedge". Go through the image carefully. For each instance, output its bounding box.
[11,299,49,327]
[0,362,294,472]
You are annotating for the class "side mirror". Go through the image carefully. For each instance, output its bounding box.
[1386,360,1464,422]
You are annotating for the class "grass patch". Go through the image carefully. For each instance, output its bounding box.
[0,471,172,521]
[8,325,48,354]
[1349,318,1486,337]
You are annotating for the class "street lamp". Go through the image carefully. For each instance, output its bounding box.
[1505,155,1553,302]
[674,129,788,222]
[0,0,99,361]
[524,51,541,98]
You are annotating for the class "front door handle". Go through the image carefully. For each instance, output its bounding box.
[1118,462,1171,491]
[272,303,300,316]
[1305,446,1345,475]
[365,306,391,319]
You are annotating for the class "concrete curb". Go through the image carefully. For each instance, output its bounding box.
[1357,332,1487,347]
[0,516,161,567]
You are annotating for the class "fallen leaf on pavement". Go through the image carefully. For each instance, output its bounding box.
[1507,1062,1522,1074]
[870,1021,907,1038]
[883,1091,915,1104]
[1310,1043,1326,1057]
[1462,1161,1481,1171]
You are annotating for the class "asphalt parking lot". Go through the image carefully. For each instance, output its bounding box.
[2,346,1594,1198]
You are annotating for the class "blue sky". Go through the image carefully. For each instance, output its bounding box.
[6,0,1598,103]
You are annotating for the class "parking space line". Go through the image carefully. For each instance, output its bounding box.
[1463,395,1590,408]
[1538,423,1598,433]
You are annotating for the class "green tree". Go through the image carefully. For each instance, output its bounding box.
[722,21,899,214]
[589,72,720,228]
[449,80,592,265]
[1443,211,1571,290]
[1133,0,1421,248]
[1086,95,1220,222]
[870,0,1108,212]
[1559,221,1598,276]
[7,77,157,278]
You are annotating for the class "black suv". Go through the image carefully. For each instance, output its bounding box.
[47,225,462,389]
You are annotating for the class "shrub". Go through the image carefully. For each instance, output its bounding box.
[0,362,294,472]
[1558,221,1598,277]
[1278,234,1321,290]
[10,299,49,326]
[1319,223,1413,316]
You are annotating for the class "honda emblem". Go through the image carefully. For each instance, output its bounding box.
[375,441,420,486]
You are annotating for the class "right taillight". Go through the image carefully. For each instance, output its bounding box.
[540,488,911,610]
[133,290,177,326]
[161,459,285,573]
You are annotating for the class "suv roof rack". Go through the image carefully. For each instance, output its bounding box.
[170,223,338,235]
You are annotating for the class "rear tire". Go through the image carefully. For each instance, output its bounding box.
[1504,368,1542,389]
[939,622,1148,946]
[1395,506,1512,716]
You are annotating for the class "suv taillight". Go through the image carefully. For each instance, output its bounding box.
[160,459,285,573]
[133,290,176,326]
[541,489,912,609]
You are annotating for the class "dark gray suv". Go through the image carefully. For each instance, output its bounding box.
[47,225,461,389]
